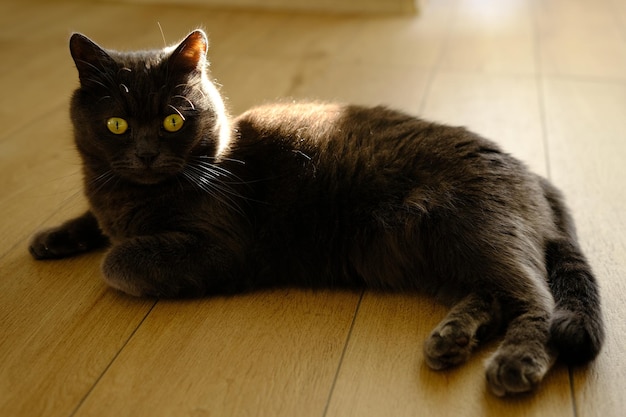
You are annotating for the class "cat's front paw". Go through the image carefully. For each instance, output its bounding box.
[424,321,474,370]
[101,237,204,298]
[485,345,552,396]
[30,214,109,260]
[29,228,89,260]
[101,247,152,297]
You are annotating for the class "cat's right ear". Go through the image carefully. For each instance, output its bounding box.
[168,30,209,74]
[69,33,114,86]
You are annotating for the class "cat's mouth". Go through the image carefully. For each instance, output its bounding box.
[128,170,172,185]
[111,160,184,185]
[118,169,173,185]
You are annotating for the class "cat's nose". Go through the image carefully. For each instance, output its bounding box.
[135,150,159,167]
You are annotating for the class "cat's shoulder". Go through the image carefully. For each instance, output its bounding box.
[235,101,343,128]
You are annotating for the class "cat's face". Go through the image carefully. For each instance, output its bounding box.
[69,30,230,185]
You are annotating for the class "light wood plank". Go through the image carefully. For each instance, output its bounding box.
[542,77,626,417]
[0,204,155,417]
[421,72,547,176]
[439,0,536,75]
[325,293,573,417]
[325,67,574,416]
[0,107,79,201]
[2,1,624,416]
[117,0,418,15]
[214,55,305,115]
[334,3,454,70]
[288,61,430,113]
[534,0,626,80]
[73,290,360,417]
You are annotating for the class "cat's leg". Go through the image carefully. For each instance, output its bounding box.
[101,232,239,298]
[424,292,502,370]
[29,211,109,259]
[484,270,556,396]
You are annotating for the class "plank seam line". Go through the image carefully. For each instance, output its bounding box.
[321,290,364,417]
[530,2,576,416]
[68,299,159,417]
[0,190,82,262]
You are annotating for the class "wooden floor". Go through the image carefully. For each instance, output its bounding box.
[1,0,625,416]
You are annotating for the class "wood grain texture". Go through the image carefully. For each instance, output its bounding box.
[73,290,361,417]
[542,78,626,417]
[1,0,624,416]
[117,0,418,15]
[0,230,155,417]
[325,293,573,417]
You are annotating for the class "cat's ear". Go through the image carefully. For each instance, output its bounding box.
[69,33,115,86]
[168,30,208,73]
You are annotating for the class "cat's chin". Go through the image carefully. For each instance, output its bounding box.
[130,177,168,186]
[119,170,175,186]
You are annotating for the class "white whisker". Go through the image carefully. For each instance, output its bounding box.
[172,95,196,110]
[89,170,117,193]
[167,104,185,118]
[181,168,245,215]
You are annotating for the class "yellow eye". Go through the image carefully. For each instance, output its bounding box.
[163,114,184,132]
[106,117,128,135]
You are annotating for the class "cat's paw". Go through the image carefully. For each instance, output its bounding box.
[550,308,604,364]
[101,247,151,297]
[424,321,474,370]
[101,239,199,298]
[29,228,89,260]
[485,345,552,396]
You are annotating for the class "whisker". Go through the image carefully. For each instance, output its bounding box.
[167,104,184,118]
[172,95,196,110]
[89,170,117,193]
[186,164,242,196]
[191,160,247,184]
[185,164,238,193]
[188,171,244,201]
[186,163,248,190]
[184,163,268,208]
[197,155,246,165]
[84,77,108,89]
[181,168,245,215]
[76,59,104,74]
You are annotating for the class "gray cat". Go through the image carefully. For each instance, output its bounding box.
[30,30,604,396]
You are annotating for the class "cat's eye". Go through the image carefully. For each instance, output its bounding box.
[106,117,129,135]
[163,114,185,132]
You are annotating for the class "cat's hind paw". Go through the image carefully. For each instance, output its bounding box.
[484,346,553,396]
[424,321,475,370]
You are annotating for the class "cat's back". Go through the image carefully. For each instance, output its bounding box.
[232,101,520,187]
[235,101,443,143]
[233,101,345,147]
[230,101,554,288]
[234,101,467,165]
[232,101,543,226]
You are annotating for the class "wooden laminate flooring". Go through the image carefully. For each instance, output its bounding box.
[1,0,625,416]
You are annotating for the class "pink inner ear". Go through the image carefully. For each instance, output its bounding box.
[177,31,208,69]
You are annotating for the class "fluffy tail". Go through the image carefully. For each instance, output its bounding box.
[541,178,605,364]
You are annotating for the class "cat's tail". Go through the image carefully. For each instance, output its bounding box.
[541,178,605,364]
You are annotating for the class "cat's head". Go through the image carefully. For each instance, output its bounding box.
[69,30,230,185]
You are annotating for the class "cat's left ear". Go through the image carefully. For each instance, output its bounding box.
[168,30,209,73]
[69,33,115,86]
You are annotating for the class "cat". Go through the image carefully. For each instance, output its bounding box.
[29,29,604,396]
